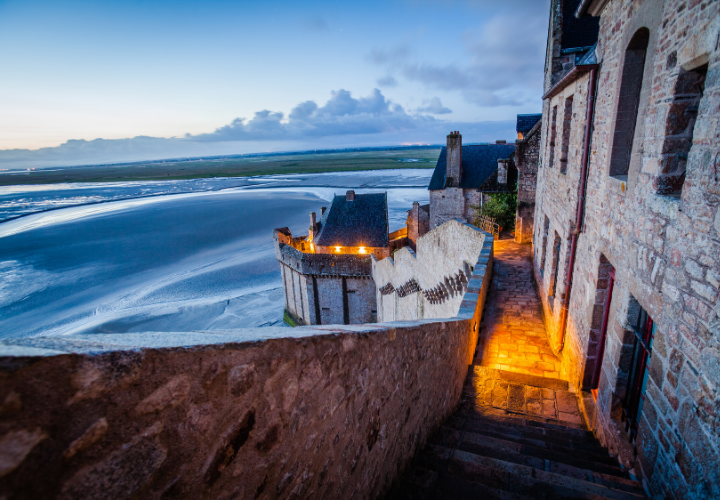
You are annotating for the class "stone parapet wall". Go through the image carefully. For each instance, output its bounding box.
[0,229,492,499]
[373,220,492,323]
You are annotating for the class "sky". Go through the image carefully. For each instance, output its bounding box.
[0,0,550,168]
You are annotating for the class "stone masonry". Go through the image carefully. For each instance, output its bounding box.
[274,229,377,325]
[515,120,542,243]
[372,220,491,323]
[533,0,720,497]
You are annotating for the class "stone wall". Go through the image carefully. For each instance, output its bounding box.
[0,226,492,500]
[429,188,465,229]
[515,120,542,243]
[274,230,377,325]
[372,220,492,323]
[533,1,720,497]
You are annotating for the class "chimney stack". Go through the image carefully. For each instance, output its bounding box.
[346,190,355,201]
[497,159,510,185]
[309,212,318,240]
[446,131,462,188]
[496,140,507,144]
[321,206,327,215]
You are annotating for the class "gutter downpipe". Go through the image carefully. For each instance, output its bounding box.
[558,66,598,352]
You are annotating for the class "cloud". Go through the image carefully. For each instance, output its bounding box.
[370,7,548,107]
[415,97,452,114]
[191,88,432,142]
[0,88,516,169]
[376,75,398,88]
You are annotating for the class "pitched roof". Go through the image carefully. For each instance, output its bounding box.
[561,0,599,50]
[428,144,516,191]
[516,114,542,133]
[314,192,389,248]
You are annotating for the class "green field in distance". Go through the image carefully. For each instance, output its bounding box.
[1,148,442,185]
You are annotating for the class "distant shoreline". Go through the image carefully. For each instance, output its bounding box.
[0,146,441,186]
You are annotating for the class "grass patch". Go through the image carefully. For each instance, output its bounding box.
[2,148,441,186]
[283,310,298,327]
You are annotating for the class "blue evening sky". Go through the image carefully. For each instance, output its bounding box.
[0,0,550,168]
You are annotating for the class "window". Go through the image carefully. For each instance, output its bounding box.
[548,106,558,168]
[539,216,550,277]
[549,231,561,301]
[609,28,650,179]
[656,64,707,196]
[584,256,615,395]
[622,302,655,442]
[559,96,574,174]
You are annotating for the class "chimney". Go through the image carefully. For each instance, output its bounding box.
[346,190,355,201]
[309,212,317,240]
[497,159,510,185]
[321,206,327,215]
[446,131,462,188]
[496,140,507,144]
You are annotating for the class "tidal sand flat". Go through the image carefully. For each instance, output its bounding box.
[0,169,432,339]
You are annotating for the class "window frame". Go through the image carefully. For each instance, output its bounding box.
[622,306,655,442]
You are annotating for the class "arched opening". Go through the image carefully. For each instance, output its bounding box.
[655,64,708,196]
[608,28,650,180]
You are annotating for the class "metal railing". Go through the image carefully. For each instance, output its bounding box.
[475,215,501,239]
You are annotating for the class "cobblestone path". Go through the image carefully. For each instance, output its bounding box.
[474,239,562,379]
[389,238,647,499]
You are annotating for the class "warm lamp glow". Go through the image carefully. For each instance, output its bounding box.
[335,246,341,252]
[358,247,366,254]
[310,244,314,252]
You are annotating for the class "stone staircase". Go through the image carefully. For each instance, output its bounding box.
[389,368,647,500]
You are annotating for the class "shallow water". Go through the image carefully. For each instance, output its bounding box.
[0,169,431,339]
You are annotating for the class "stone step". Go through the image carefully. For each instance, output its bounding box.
[464,410,597,443]
[420,445,645,500]
[429,428,642,493]
[488,367,570,391]
[389,466,526,500]
[446,417,617,466]
[461,401,588,432]
[457,413,609,454]
[432,473,603,500]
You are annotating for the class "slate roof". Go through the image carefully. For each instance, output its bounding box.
[516,114,542,133]
[561,0,599,50]
[314,193,389,248]
[428,144,516,191]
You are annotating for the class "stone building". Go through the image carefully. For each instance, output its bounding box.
[405,201,430,251]
[274,191,390,326]
[515,113,543,243]
[428,132,517,228]
[532,0,720,497]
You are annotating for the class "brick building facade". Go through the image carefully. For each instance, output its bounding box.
[532,0,720,497]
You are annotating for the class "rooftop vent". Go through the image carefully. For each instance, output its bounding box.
[496,140,507,144]
[346,190,355,201]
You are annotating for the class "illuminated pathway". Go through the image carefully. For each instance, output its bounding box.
[474,238,561,378]
[389,239,647,499]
